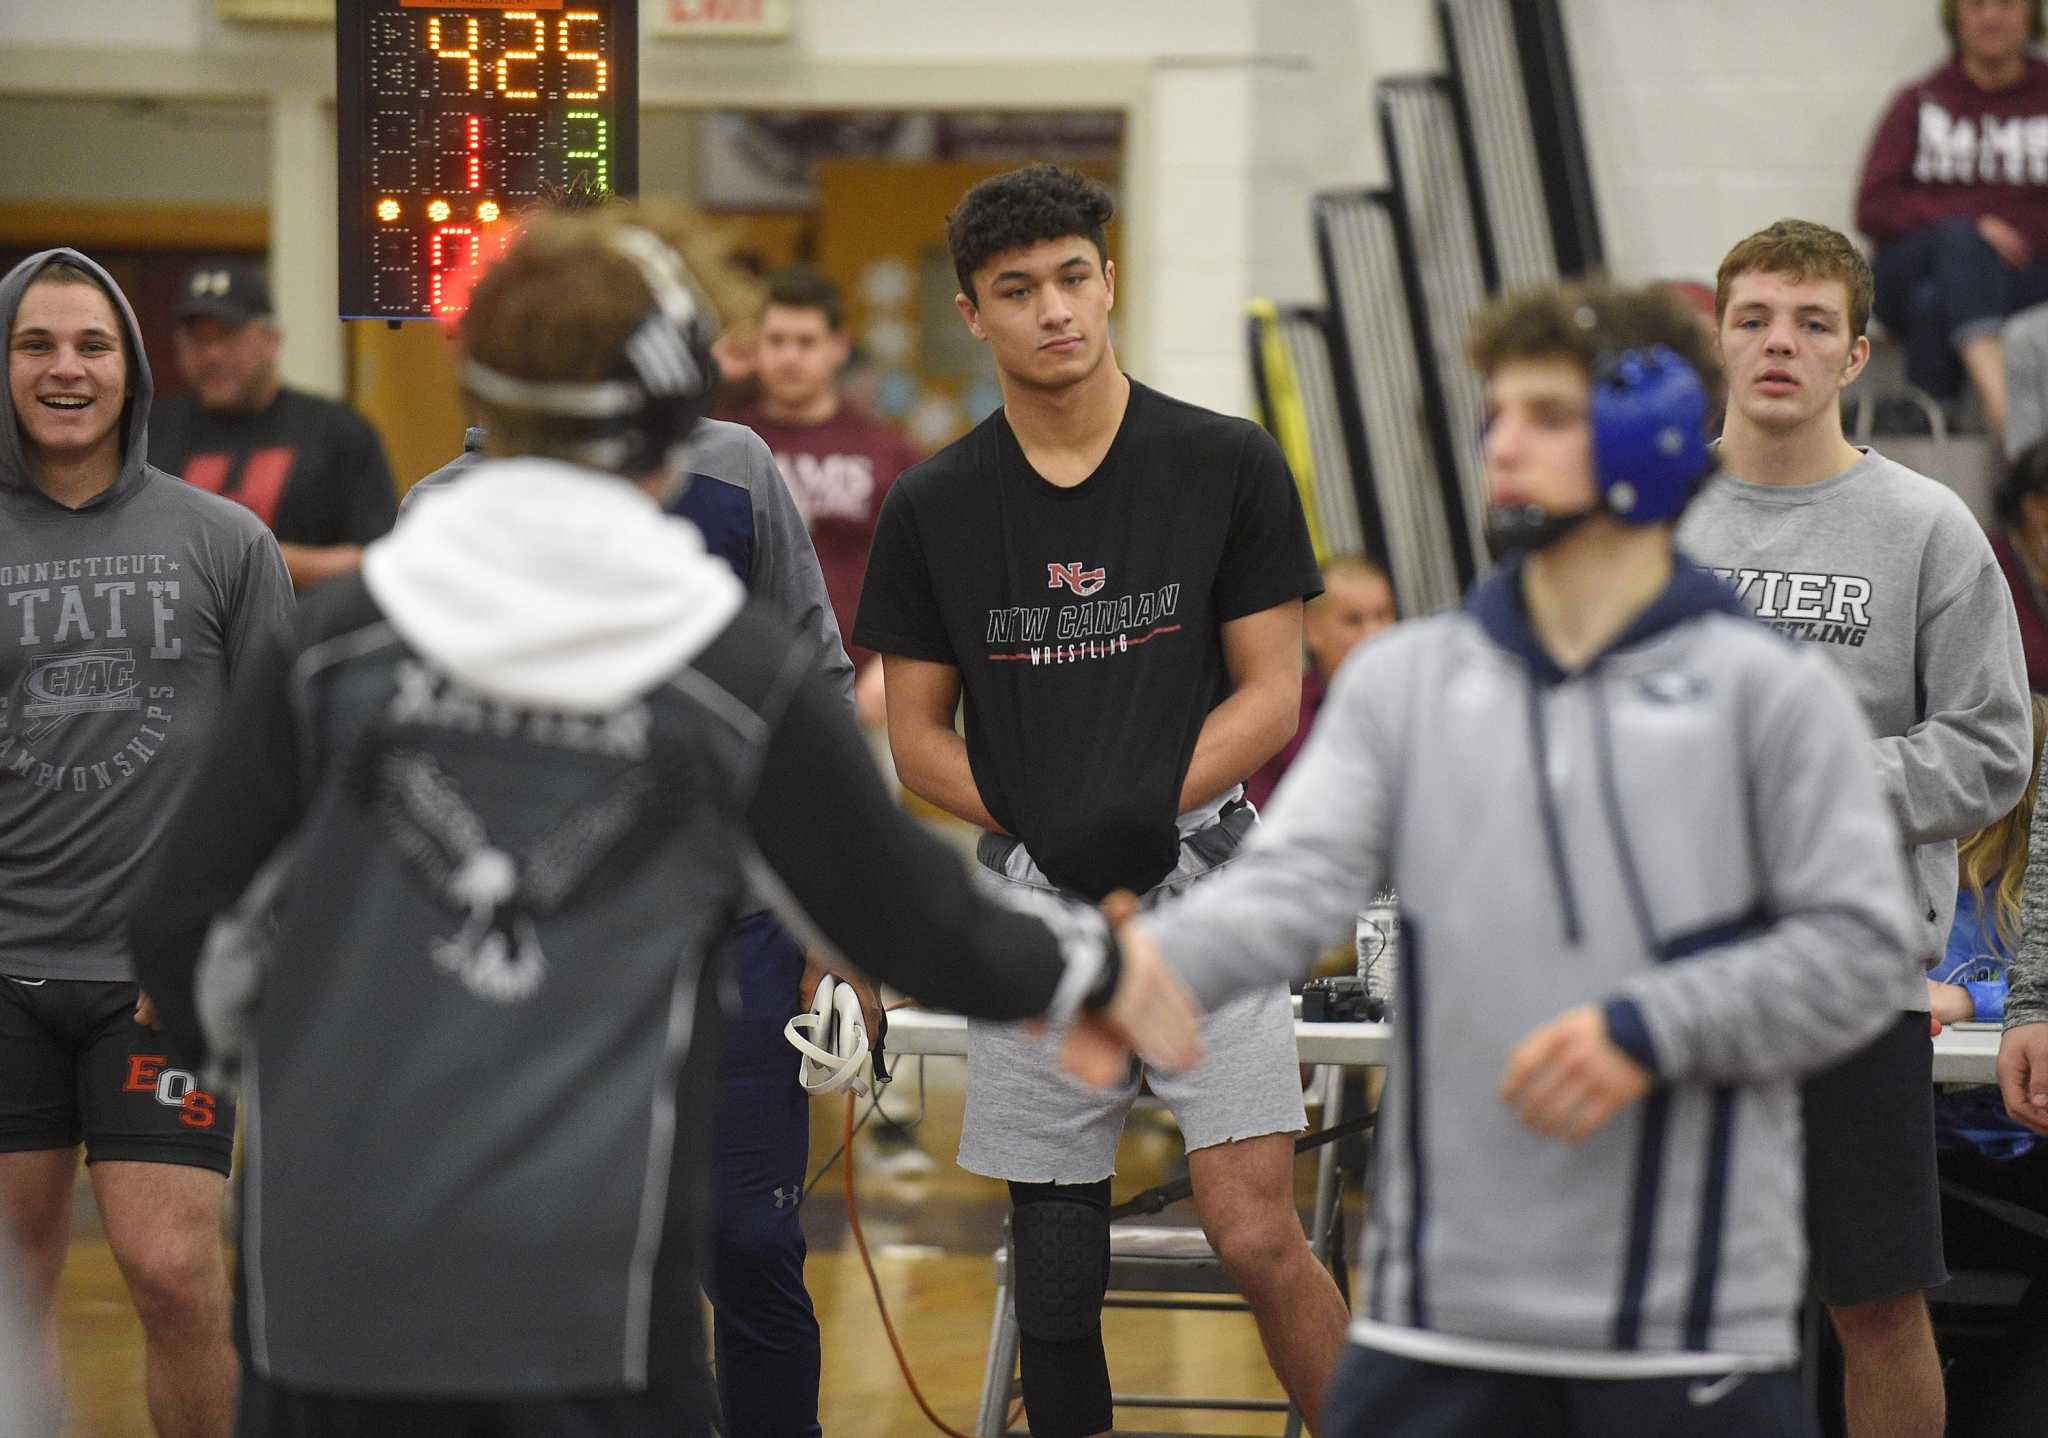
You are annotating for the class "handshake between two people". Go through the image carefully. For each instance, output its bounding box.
[1055,893,1656,1148]
[1056,889,1204,1089]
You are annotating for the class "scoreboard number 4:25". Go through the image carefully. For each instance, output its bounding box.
[337,0,639,321]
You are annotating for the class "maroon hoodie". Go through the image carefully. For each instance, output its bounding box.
[1857,57,2048,258]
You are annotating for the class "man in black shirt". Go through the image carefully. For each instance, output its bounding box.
[855,164,1349,1438]
[150,263,396,590]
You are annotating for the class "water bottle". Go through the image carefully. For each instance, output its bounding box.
[1355,889,1401,1015]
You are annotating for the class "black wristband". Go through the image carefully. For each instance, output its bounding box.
[1081,928,1124,1013]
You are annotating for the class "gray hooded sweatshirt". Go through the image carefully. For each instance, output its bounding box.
[0,248,293,982]
[1678,450,2031,990]
[1147,556,1916,1376]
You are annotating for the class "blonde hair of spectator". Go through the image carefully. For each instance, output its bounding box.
[1468,279,1724,413]
[1310,555,1391,610]
[1714,219,1876,343]
[459,202,762,464]
[1959,691,2048,952]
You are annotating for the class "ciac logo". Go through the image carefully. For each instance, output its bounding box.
[1046,561,1107,597]
[124,1054,219,1129]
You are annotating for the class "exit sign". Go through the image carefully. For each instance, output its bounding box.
[652,0,792,40]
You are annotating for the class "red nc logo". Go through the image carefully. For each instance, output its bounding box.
[1046,561,1107,597]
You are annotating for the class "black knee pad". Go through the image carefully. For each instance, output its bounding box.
[1009,1180,1110,1343]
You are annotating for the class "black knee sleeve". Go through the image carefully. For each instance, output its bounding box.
[1010,1179,1110,1341]
[1009,1180,1113,1437]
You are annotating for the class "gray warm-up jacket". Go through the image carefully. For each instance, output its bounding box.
[1146,555,1917,1376]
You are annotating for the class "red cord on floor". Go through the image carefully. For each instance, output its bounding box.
[841,1088,983,1438]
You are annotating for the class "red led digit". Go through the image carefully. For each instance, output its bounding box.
[429,225,480,317]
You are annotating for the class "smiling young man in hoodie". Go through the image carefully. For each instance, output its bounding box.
[0,249,293,1437]
[1079,282,1919,1437]
[125,205,1198,1438]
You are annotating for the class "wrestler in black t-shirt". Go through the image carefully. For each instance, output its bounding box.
[150,388,397,550]
[856,379,1320,898]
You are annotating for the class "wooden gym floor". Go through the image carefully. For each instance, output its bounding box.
[55,1060,1362,1437]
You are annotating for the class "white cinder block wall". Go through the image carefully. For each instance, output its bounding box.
[0,0,1968,411]
[1561,0,1946,284]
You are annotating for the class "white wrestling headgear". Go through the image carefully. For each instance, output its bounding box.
[783,976,876,1096]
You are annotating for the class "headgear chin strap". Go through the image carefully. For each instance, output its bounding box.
[461,225,720,478]
[1484,503,1599,559]
[1485,344,1714,560]
[783,975,881,1097]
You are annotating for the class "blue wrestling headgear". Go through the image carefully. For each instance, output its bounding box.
[1486,343,1715,558]
[461,226,720,478]
[1589,345,1712,523]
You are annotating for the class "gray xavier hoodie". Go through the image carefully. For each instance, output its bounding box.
[1678,450,2032,991]
[1148,556,1917,1374]
[0,248,293,981]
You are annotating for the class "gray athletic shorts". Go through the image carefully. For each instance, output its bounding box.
[957,802,1307,1185]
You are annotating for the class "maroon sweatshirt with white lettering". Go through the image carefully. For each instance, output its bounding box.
[720,402,918,668]
[1857,57,2048,258]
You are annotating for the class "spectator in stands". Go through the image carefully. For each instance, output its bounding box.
[721,265,920,726]
[151,262,397,590]
[1991,437,2048,690]
[1245,555,1395,812]
[1934,696,2048,1437]
[1929,696,2044,1031]
[1858,0,2048,436]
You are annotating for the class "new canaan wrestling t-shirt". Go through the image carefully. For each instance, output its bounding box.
[855,379,1320,899]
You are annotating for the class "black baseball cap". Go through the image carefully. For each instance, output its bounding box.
[175,263,274,325]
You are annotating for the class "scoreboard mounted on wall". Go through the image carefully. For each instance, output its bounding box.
[337,0,639,321]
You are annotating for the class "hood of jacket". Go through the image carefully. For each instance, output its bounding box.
[1467,549,1750,684]
[361,456,745,712]
[0,247,156,508]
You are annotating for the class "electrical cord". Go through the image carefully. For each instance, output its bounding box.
[801,998,930,1200]
[841,1085,980,1438]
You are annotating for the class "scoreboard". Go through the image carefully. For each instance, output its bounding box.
[337,0,639,321]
